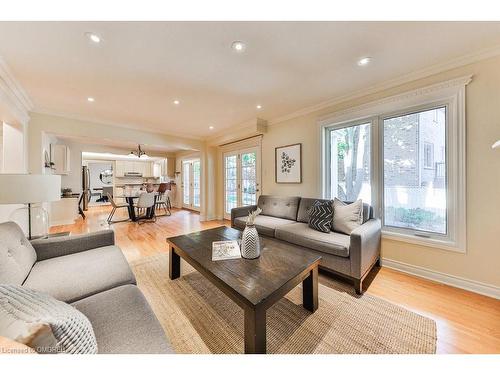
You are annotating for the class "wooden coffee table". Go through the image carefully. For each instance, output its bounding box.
[166,226,321,354]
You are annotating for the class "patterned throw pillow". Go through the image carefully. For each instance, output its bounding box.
[308,200,333,233]
[0,284,98,354]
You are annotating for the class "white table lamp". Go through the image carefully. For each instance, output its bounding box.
[0,174,61,239]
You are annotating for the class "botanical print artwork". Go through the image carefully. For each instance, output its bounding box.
[281,152,296,174]
[275,143,302,183]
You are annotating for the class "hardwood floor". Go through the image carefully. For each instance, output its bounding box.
[50,206,500,354]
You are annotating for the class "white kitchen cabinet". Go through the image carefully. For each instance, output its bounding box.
[153,162,162,178]
[159,158,176,177]
[114,160,153,177]
[114,161,127,177]
[51,144,71,175]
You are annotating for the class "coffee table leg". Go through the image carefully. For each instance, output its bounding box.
[244,307,266,354]
[303,266,318,312]
[169,247,181,280]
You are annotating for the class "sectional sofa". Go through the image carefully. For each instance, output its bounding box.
[231,195,381,294]
[0,221,172,354]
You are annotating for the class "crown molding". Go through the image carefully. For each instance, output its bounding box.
[268,44,500,127]
[0,56,33,125]
[206,118,267,146]
[317,74,472,125]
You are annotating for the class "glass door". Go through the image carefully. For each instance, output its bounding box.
[192,160,201,209]
[224,153,238,216]
[182,161,190,207]
[182,159,201,211]
[223,147,260,219]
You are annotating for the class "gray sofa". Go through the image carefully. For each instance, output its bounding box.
[0,221,173,354]
[231,195,381,294]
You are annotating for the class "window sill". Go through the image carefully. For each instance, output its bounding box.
[382,231,465,254]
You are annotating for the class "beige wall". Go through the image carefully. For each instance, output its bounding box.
[256,56,500,287]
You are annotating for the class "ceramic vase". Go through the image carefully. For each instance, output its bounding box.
[240,224,261,259]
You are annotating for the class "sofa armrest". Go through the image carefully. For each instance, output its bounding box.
[230,205,257,227]
[31,230,115,261]
[349,219,381,279]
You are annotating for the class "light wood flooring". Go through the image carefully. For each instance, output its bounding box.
[50,205,500,354]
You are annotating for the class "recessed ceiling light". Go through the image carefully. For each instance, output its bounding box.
[209,125,214,130]
[87,97,95,102]
[231,41,246,53]
[357,57,372,66]
[173,100,180,105]
[85,32,101,44]
[256,104,262,110]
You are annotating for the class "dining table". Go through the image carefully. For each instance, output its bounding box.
[115,192,159,222]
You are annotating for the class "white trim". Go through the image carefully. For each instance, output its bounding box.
[317,75,472,126]
[0,57,33,125]
[381,258,500,300]
[319,76,470,253]
[269,44,499,127]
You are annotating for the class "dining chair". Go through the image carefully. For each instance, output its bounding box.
[134,192,156,224]
[156,183,171,216]
[106,193,130,224]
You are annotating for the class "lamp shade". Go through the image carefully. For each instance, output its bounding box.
[0,174,61,204]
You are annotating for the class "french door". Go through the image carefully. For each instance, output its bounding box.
[182,159,201,211]
[223,147,261,219]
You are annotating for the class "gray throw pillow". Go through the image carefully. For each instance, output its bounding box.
[332,198,363,235]
[0,284,98,354]
[308,200,333,233]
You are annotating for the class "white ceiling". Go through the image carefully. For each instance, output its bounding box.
[1,21,500,138]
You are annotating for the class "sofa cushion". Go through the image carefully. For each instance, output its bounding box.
[332,198,364,235]
[257,195,301,221]
[23,245,136,303]
[234,215,296,237]
[297,197,332,223]
[72,285,173,354]
[308,200,333,233]
[0,284,98,354]
[275,222,351,257]
[0,222,37,285]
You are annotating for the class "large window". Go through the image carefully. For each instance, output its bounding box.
[322,77,468,252]
[383,107,447,235]
[326,122,371,204]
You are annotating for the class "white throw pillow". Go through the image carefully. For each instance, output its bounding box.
[332,198,364,235]
[0,284,98,354]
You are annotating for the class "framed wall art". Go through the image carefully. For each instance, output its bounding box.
[275,143,302,183]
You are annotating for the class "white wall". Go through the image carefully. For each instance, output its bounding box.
[88,162,112,190]
[2,122,24,173]
[0,122,27,223]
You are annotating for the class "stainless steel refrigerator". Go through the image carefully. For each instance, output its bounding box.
[82,166,91,211]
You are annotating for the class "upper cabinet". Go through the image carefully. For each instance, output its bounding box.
[51,144,71,175]
[114,160,154,177]
[161,158,176,177]
[114,160,126,177]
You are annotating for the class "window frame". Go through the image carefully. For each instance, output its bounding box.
[320,76,469,253]
[379,101,450,241]
[324,118,375,203]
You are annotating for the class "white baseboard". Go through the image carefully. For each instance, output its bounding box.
[381,258,500,300]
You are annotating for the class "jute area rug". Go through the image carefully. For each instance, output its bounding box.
[131,253,436,354]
